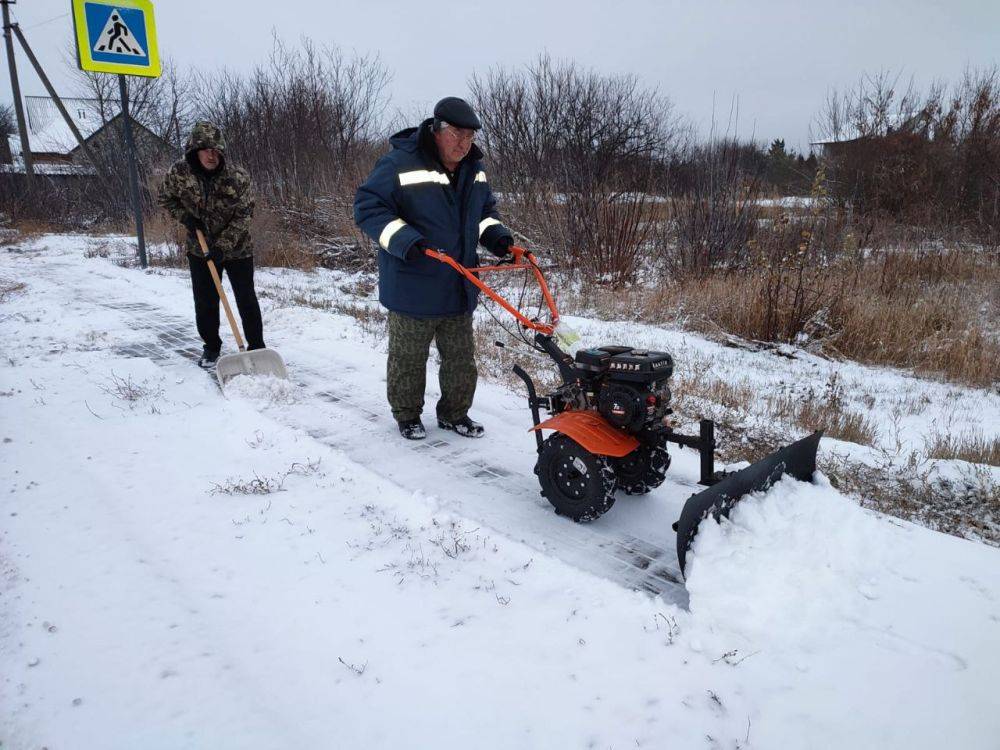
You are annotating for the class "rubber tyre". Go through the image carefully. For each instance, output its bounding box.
[535,433,618,522]
[612,441,671,495]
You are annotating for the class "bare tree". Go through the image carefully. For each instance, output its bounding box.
[0,103,13,164]
[471,55,682,283]
[195,35,391,203]
[0,103,13,137]
[667,137,764,275]
[66,44,195,150]
[816,71,922,143]
[815,66,1000,245]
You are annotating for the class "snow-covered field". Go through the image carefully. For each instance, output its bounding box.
[2,234,998,749]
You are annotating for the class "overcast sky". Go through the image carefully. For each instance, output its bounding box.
[3,0,997,151]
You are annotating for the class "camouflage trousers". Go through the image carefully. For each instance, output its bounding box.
[386,311,477,423]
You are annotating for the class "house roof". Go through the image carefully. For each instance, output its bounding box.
[811,111,924,146]
[22,95,119,155]
[6,95,172,173]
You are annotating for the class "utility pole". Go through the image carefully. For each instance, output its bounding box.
[1,0,34,184]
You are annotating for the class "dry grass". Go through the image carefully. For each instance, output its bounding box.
[765,375,878,446]
[143,210,188,269]
[926,431,1000,467]
[823,452,999,545]
[565,246,1000,388]
[471,317,559,395]
[0,278,26,304]
[252,206,321,270]
[211,459,321,496]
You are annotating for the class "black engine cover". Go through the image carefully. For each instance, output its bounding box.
[602,347,674,383]
[598,382,648,431]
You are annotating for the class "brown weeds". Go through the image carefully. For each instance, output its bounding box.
[565,245,999,388]
[926,431,1000,467]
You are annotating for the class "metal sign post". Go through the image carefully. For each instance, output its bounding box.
[118,74,147,267]
[72,0,160,268]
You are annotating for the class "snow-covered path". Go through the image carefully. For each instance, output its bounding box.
[2,235,999,749]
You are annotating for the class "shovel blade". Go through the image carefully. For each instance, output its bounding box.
[674,431,822,576]
[215,348,289,388]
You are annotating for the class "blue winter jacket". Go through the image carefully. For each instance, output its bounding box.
[353,120,513,318]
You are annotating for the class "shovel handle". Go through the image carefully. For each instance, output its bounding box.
[195,229,246,352]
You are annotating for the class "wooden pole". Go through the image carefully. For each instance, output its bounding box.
[1,0,33,184]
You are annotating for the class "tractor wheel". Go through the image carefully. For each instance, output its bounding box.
[612,441,671,495]
[535,433,618,522]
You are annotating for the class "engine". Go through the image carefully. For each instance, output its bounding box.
[571,346,674,432]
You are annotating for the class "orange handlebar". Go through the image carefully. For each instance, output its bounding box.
[423,246,559,335]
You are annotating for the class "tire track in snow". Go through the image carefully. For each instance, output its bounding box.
[82,293,689,607]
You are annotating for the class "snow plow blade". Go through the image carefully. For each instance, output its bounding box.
[674,431,822,576]
[216,348,289,389]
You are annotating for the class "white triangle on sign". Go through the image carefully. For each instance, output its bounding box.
[93,9,145,57]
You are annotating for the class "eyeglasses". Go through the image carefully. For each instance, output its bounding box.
[441,124,476,143]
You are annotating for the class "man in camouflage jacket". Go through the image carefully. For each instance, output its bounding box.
[159,121,265,366]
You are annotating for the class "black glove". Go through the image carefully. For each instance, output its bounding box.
[405,239,432,262]
[491,235,514,258]
[205,244,225,266]
[180,214,206,236]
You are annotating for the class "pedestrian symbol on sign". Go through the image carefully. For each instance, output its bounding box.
[72,0,160,77]
[93,9,145,56]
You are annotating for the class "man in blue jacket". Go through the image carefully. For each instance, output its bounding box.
[354,97,514,440]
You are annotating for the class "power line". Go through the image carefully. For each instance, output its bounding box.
[17,11,70,32]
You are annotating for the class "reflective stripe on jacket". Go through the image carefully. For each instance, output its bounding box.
[354,120,512,318]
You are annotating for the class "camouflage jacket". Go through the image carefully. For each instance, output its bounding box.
[158,121,255,260]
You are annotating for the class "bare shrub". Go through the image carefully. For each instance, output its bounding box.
[0,174,129,229]
[817,67,1000,247]
[196,36,389,202]
[471,54,681,283]
[68,51,195,152]
[58,52,193,222]
[143,203,187,268]
[189,36,390,270]
[666,137,764,275]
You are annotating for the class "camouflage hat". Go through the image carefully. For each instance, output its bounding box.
[185,121,226,155]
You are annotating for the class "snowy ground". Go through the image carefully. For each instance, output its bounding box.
[1,234,999,749]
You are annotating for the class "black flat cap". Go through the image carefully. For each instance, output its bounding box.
[433,97,482,130]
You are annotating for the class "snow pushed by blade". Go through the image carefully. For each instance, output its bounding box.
[684,474,1000,749]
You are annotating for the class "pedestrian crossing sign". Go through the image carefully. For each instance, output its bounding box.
[72,0,161,77]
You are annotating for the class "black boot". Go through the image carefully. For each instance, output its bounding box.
[437,416,484,438]
[398,418,427,440]
[198,346,220,369]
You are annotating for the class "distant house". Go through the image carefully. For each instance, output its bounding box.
[810,111,925,159]
[3,95,172,175]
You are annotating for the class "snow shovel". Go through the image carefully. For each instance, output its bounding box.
[194,229,288,389]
